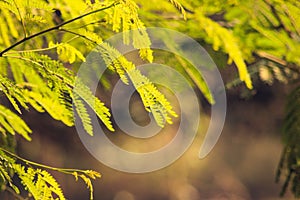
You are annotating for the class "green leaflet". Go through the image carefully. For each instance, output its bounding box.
[167,0,187,20]
[5,54,75,126]
[181,60,215,104]
[0,74,28,113]
[6,52,114,134]
[1,9,19,39]
[14,165,66,200]
[159,29,215,104]
[194,11,253,89]
[96,42,130,84]
[0,149,20,194]
[49,41,86,63]
[0,105,32,141]
[0,16,11,47]
[25,90,74,126]
[0,148,101,200]
[128,68,178,127]
[0,57,8,76]
[73,78,114,133]
[94,42,178,126]
[73,93,94,135]
[105,0,154,62]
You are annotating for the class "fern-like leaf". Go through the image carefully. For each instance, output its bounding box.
[73,79,114,133]
[73,93,94,135]
[167,0,187,20]
[127,68,178,126]
[195,11,253,89]
[0,74,29,113]
[39,170,65,200]
[105,0,154,62]
[49,41,86,63]
[0,105,32,141]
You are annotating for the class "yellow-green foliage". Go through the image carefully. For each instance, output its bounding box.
[0,0,180,198]
[136,0,300,91]
[133,0,300,198]
[49,41,86,63]
[127,67,178,126]
[0,0,178,137]
[105,0,154,62]
[14,165,66,200]
[0,105,31,141]
[0,148,100,200]
[1,0,299,198]
[94,42,178,126]
[194,11,252,89]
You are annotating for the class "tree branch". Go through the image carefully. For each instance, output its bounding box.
[0,1,119,57]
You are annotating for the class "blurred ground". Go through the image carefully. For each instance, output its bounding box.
[12,82,297,200]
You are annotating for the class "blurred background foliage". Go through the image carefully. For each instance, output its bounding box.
[0,0,300,199]
[136,1,300,197]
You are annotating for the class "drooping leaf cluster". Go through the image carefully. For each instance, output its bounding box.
[0,147,100,200]
[0,0,179,137]
[0,0,186,198]
[137,0,300,87]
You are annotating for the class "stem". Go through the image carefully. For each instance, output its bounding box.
[3,186,26,200]
[3,54,74,88]
[282,5,300,37]
[0,147,91,175]
[12,0,27,37]
[256,51,287,66]
[255,51,300,74]
[60,28,96,43]
[66,19,107,30]
[5,36,79,54]
[0,1,118,57]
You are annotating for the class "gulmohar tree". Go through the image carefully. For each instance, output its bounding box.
[0,0,299,199]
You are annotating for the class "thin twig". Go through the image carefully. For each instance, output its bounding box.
[59,28,96,43]
[66,19,106,30]
[3,186,26,200]
[0,147,94,175]
[3,54,73,88]
[256,51,287,66]
[12,0,27,37]
[4,36,79,54]
[0,1,119,57]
